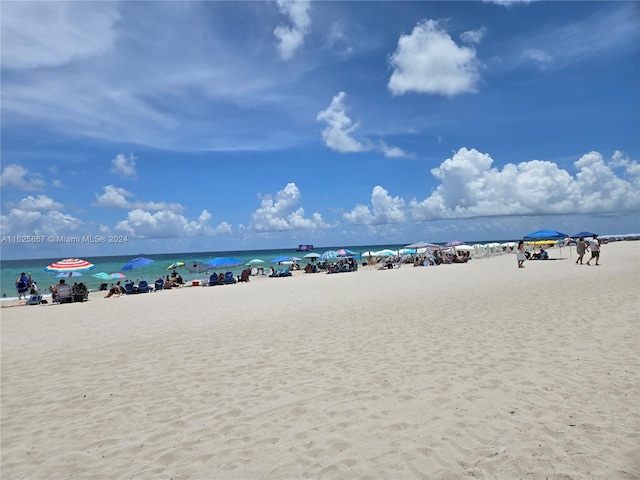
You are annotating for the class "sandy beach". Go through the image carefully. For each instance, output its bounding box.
[2,242,639,479]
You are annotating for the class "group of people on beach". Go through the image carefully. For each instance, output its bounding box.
[516,234,601,268]
[575,235,601,265]
[15,272,37,300]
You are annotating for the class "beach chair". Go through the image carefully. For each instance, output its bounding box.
[238,269,250,283]
[55,284,73,303]
[138,280,150,293]
[155,279,164,291]
[124,282,136,294]
[99,282,109,291]
[27,294,43,305]
[72,283,89,302]
[224,272,236,284]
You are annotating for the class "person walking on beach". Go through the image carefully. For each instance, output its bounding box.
[575,237,588,264]
[585,234,601,266]
[516,240,527,268]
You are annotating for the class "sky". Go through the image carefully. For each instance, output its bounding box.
[1,0,639,260]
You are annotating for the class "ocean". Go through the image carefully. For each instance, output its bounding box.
[1,243,444,300]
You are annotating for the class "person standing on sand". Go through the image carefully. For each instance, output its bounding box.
[576,237,588,264]
[585,234,601,266]
[516,240,526,268]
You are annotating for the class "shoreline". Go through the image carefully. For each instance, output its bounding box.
[2,241,638,478]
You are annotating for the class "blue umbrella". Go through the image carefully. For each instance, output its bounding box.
[57,271,82,278]
[570,231,597,238]
[270,255,294,263]
[92,272,111,280]
[523,229,568,240]
[121,257,154,271]
[320,250,338,261]
[205,257,245,270]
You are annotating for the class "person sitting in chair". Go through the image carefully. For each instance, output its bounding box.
[49,279,66,302]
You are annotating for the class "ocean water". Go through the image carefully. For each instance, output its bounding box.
[0,243,425,300]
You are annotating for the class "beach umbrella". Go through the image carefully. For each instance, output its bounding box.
[570,231,597,238]
[445,240,465,247]
[303,252,320,259]
[405,241,441,250]
[121,257,154,272]
[320,250,338,261]
[92,272,111,280]
[270,255,294,263]
[44,258,96,273]
[522,229,568,240]
[247,258,265,264]
[56,271,82,278]
[185,261,209,273]
[206,257,245,270]
[110,272,126,279]
[337,248,357,257]
[374,249,395,257]
[360,250,377,258]
[167,261,185,270]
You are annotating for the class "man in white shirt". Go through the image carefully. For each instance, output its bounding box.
[585,234,601,266]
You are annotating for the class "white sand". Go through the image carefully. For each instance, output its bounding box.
[2,242,639,479]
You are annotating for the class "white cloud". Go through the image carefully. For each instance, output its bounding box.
[388,19,481,97]
[16,195,64,212]
[0,207,83,237]
[460,27,486,45]
[343,148,640,226]
[114,209,230,238]
[380,142,412,159]
[94,185,184,212]
[111,154,137,178]
[1,1,120,70]
[274,0,311,60]
[95,185,134,208]
[344,186,407,225]
[523,47,553,67]
[317,92,411,157]
[0,164,46,191]
[249,183,331,231]
[317,92,369,153]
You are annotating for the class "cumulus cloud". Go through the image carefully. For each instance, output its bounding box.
[0,206,83,237]
[317,92,369,153]
[317,92,411,157]
[388,19,481,96]
[94,185,184,212]
[1,1,120,70]
[111,153,137,178]
[16,195,64,212]
[114,208,231,238]
[343,186,407,225]
[0,164,46,191]
[343,148,639,226]
[274,0,311,60]
[249,183,331,231]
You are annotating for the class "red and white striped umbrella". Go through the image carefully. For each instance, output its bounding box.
[43,258,96,273]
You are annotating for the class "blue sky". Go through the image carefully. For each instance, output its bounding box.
[1,0,639,260]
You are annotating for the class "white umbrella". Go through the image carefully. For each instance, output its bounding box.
[247,258,265,265]
[303,252,321,259]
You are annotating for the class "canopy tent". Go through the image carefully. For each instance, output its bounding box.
[523,229,568,240]
[523,229,568,258]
